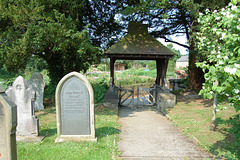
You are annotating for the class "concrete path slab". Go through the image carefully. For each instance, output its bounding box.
[122,96,151,106]
[118,107,211,160]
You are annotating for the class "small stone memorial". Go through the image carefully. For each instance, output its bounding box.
[0,85,17,160]
[27,72,45,111]
[55,72,96,142]
[157,92,176,112]
[6,76,40,139]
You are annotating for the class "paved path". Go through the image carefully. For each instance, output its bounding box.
[122,96,151,106]
[118,107,211,160]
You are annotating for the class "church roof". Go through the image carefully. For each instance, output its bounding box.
[105,21,174,60]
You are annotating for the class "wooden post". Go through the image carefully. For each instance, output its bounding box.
[156,59,169,87]
[154,85,157,105]
[132,86,135,109]
[110,57,116,86]
[156,60,161,85]
[137,85,139,107]
[118,84,121,107]
[161,58,169,87]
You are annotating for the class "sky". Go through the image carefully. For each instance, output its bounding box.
[158,35,189,55]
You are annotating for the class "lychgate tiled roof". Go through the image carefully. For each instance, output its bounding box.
[105,21,174,57]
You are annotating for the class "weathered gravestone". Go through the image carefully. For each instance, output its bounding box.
[27,72,45,111]
[55,72,97,142]
[0,85,17,160]
[6,76,40,138]
[157,92,176,112]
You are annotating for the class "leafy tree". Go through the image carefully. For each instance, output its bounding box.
[196,0,240,112]
[166,44,181,62]
[0,0,102,84]
[0,0,136,84]
[166,44,181,73]
[197,2,240,158]
[121,0,230,90]
[25,56,48,72]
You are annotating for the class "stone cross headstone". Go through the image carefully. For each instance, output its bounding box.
[6,76,39,137]
[55,72,96,142]
[27,72,45,111]
[0,85,17,160]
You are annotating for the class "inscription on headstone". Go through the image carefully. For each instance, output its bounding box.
[55,72,96,142]
[61,77,90,135]
[0,85,17,160]
[27,72,45,111]
[6,76,39,137]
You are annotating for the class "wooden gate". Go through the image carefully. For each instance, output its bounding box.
[118,86,134,109]
[137,85,157,107]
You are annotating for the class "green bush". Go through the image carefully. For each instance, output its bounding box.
[43,76,109,103]
[123,68,156,78]
[90,78,109,103]
[168,59,176,73]
[44,84,57,99]
[86,73,100,77]
[25,56,48,73]
[122,67,176,78]
[116,75,155,87]
[225,114,240,159]
[166,71,175,77]
[0,67,22,90]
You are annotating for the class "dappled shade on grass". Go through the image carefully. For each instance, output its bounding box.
[166,97,239,159]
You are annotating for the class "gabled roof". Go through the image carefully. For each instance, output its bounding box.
[177,55,189,62]
[105,21,174,59]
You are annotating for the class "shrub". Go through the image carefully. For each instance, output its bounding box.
[90,77,109,103]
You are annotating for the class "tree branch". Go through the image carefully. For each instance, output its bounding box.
[160,36,190,49]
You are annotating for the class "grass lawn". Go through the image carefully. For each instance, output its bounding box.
[165,96,240,159]
[17,102,121,160]
[3,68,239,159]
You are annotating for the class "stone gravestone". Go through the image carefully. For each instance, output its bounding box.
[157,92,176,112]
[27,72,45,111]
[6,76,40,139]
[0,85,17,160]
[55,72,97,142]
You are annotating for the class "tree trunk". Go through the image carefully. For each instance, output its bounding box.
[188,15,205,91]
[211,93,217,131]
[188,48,205,91]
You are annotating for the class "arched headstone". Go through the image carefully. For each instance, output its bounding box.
[27,72,45,111]
[55,72,96,142]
